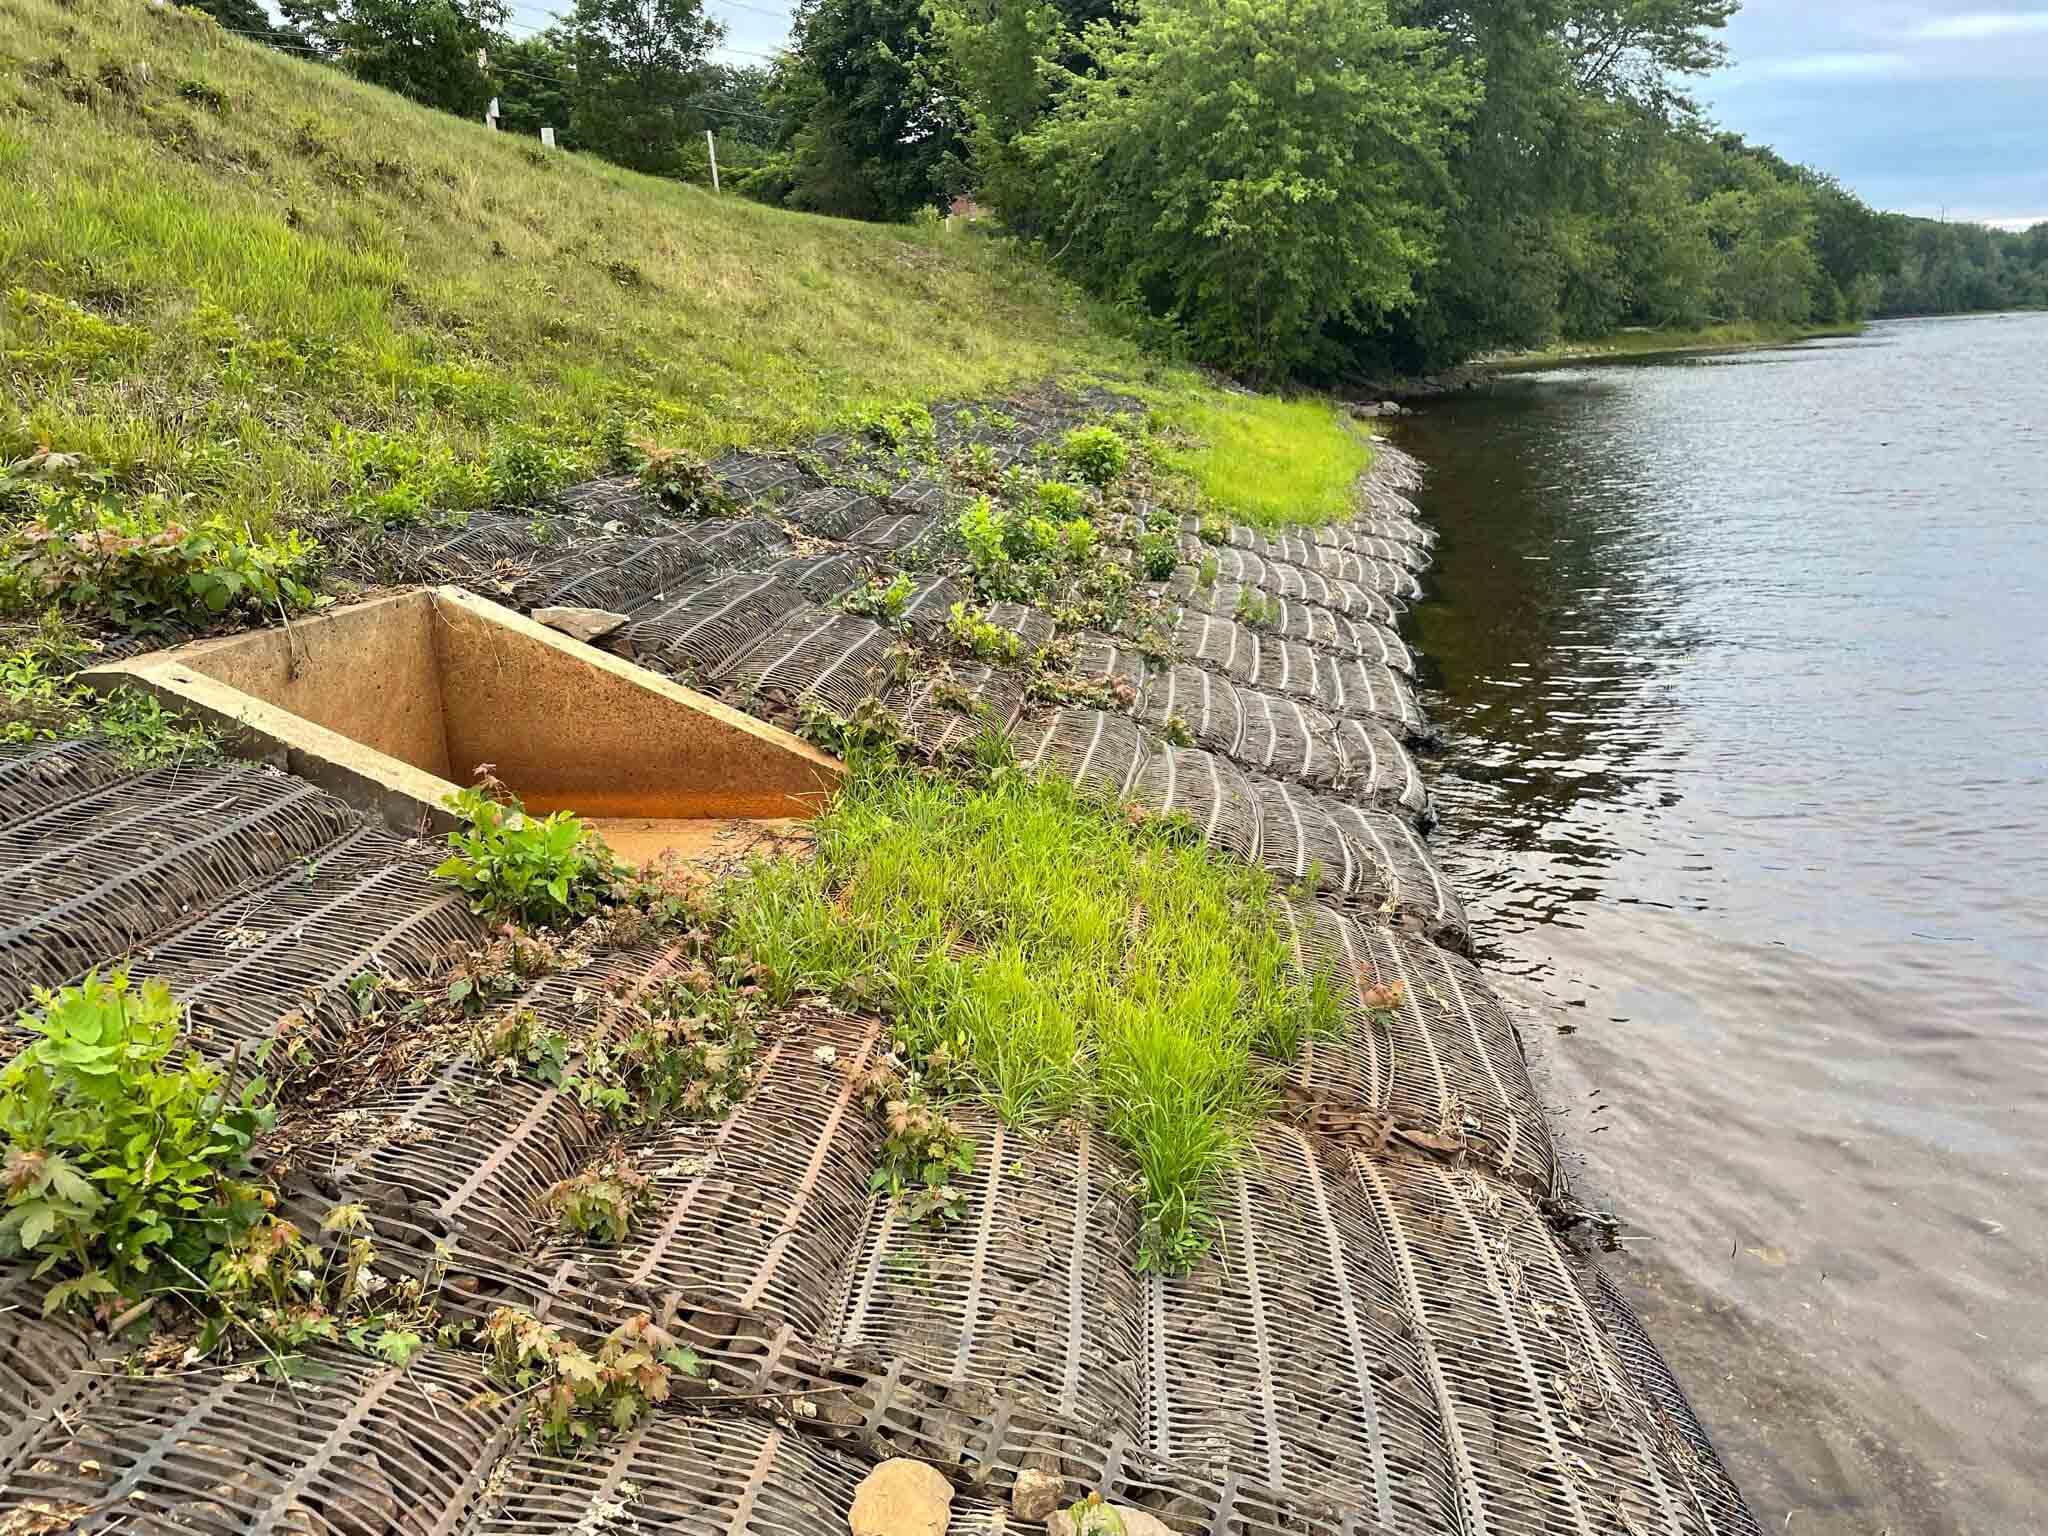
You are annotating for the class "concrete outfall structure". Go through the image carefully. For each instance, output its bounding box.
[81,585,842,856]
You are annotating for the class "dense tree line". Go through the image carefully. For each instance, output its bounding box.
[1875,217,2048,316]
[209,0,2041,376]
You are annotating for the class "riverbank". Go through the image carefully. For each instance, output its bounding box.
[1486,320,1863,370]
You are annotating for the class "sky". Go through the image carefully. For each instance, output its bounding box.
[1700,3,2048,226]
[503,0,2047,229]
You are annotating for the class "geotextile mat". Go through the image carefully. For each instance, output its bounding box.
[0,385,1760,1536]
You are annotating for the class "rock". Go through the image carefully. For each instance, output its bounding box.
[849,1459,953,1536]
[1011,1470,1066,1523]
[1046,1503,1175,1536]
[532,606,628,644]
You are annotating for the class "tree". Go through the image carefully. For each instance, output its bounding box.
[750,0,963,220]
[282,0,507,116]
[188,0,293,43]
[697,62,778,150]
[566,0,723,177]
[491,28,578,143]
[1025,0,1475,378]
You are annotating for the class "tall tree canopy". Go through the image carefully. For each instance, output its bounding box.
[282,0,506,116]
[566,0,723,176]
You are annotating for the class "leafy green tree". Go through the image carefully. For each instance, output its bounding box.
[282,0,507,115]
[1025,0,1475,378]
[565,0,723,176]
[929,0,1070,231]
[750,0,963,220]
[698,62,778,149]
[491,29,578,143]
[188,0,292,42]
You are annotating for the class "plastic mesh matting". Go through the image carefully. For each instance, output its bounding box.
[1141,1123,1461,1534]
[778,486,884,540]
[613,571,798,679]
[138,823,481,1067]
[826,1114,1147,1434]
[1278,904,1557,1197]
[1317,797,1468,951]
[893,576,977,644]
[1234,687,1347,791]
[0,761,359,1017]
[715,608,895,719]
[881,665,1027,757]
[0,1272,97,1481]
[535,1012,887,1340]
[6,1346,516,1536]
[554,475,664,524]
[0,736,141,824]
[1246,779,1466,948]
[708,450,816,505]
[1575,1265,1766,1536]
[1343,1148,1737,1536]
[1168,550,1405,626]
[886,477,970,517]
[1010,708,1152,801]
[765,551,869,602]
[1126,744,1263,863]
[848,512,942,555]
[301,945,691,1257]
[1134,662,1246,756]
[1332,718,1432,822]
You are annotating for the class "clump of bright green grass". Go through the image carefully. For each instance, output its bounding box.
[1151,392,1371,529]
[0,0,1154,538]
[718,752,1336,1271]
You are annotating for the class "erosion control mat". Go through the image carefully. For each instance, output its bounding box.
[0,387,1760,1536]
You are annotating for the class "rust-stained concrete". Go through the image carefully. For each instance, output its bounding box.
[82,587,843,844]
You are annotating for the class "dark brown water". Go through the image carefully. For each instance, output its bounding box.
[1398,312,2048,1535]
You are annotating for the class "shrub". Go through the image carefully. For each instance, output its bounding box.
[483,1307,700,1452]
[1058,426,1129,487]
[1137,530,1179,580]
[1,468,323,635]
[434,777,619,928]
[545,1160,656,1243]
[841,572,917,622]
[0,970,274,1314]
[489,435,576,506]
[1035,479,1088,519]
[946,601,1025,662]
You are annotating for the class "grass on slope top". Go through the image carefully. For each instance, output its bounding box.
[0,0,1153,535]
[1154,393,1374,531]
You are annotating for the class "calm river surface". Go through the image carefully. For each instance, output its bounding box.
[1397,312,2047,1535]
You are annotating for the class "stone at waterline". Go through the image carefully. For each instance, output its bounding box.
[849,1458,953,1536]
[1011,1469,1066,1522]
[532,606,629,645]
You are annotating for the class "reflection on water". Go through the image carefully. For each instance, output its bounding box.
[1399,313,2048,1535]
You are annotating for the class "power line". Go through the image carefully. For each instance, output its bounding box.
[704,0,792,21]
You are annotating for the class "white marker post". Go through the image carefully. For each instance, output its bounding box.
[541,126,556,149]
[706,129,720,194]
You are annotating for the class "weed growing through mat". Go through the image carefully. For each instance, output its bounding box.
[482,1307,699,1452]
[545,1160,656,1243]
[715,756,1331,1269]
[435,770,620,929]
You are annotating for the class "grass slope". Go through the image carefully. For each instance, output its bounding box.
[1156,393,1373,530]
[0,0,1150,533]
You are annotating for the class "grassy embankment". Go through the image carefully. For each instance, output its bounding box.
[1491,319,1862,370]
[0,0,1374,1269]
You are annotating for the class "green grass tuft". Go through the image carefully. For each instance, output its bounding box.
[717,754,1333,1270]
[1151,392,1371,530]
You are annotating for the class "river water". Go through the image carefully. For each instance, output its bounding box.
[1396,312,2048,1535]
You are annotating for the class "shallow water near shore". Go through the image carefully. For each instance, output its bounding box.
[1397,311,2048,1535]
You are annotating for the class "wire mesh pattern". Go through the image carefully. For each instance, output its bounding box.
[0,760,360,1018]
[708,451,817,505]
[1170,616,1427,740]
[980,600,1058,656]
[1127,745,1264,863]
[1331,719,1432,823]
[778,487,885,541]
[139,824,482,1068]
[530,535,711,614]
[1574,1266,1766,1536]
[886,477,971,517]
[539,1013,887,1340]
[1169,547,1406,627]
[1010,708,1154,801]
[1318,657,1429,739]
[715,608,896,719]
[477,1409,985,1536]
[1170,611,1260,686]
[302,946,690,1257]
[1343,1148,1736,1536]
[1278,904,1557,1197]
[1134,662,1246,755]
[554,476,665,525]
[827,1114,1148,1431]
[1066,635,1156,698]
[0,736,141,825]
[881,664,1027,757]
[1248,536,1425,600]
[765,551,869,603]
[1142,1123,1461,1535]
[1234,687,1347,792]
[1318,798,1468,951]
[892,576,977,643]
[5,1346,517,1536]
[613,572,801,680]
[1262,601,1415,675]
[848,512,943,554]
[0,1273,97,1480]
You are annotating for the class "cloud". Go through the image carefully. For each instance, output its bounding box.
[1913,11,2048,40]
[1744,51,1914,79]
